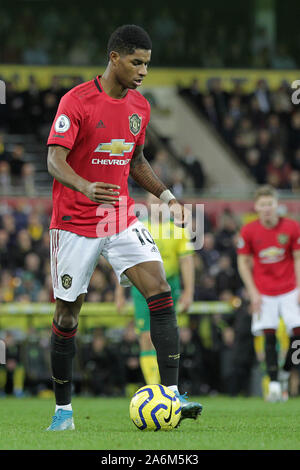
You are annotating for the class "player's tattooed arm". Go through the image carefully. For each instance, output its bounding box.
[130,145,190,228]
[47,145,120,204]
[130,144,168,198]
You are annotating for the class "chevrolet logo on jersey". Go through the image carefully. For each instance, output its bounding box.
[259,246,285,263]
[94,139,134,156]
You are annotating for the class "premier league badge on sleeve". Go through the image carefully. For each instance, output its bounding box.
[129,113,142,136]
[237,236,245,249]
[55,114,71,133]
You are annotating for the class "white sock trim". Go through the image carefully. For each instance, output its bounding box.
[55,404,72,412]
[167,385,179,394]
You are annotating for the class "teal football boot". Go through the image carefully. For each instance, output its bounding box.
[46,409,75,431]
[175,392,203,424]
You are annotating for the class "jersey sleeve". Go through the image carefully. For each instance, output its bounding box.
[136,100,150,146]
[291,221,300,251]
[47,92,83,150]
[236,225,252,255]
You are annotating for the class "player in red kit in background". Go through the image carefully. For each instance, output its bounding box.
[46,24,202,430]
[237,185,300,402]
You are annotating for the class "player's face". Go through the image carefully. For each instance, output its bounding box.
[114,49,151,89]
[255,196,278,223]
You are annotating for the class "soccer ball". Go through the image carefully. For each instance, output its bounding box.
[129,384,181,431]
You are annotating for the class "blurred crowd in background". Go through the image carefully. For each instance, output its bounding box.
[0,308,258,400]
[0,195,263,398]
[180,78,300,193]
[1,2,300,69]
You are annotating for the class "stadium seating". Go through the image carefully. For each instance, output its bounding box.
[179,78,300,193]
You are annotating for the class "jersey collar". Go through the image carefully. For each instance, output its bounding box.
[94,76,103,94]
[94,75,129,102]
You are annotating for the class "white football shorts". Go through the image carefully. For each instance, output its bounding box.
[252,288,300,336]
[50,221,163,302]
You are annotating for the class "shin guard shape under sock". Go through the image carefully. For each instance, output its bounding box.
[147,291,179,387]
[264,330,278,381]
[51,320,77,405]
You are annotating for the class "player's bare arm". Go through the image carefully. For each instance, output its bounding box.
[47,145,120,204]
[130,144,168,196]
[237,253,262,313]
[130,145,190,226]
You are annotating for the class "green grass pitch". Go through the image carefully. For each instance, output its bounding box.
[0,395,300,450]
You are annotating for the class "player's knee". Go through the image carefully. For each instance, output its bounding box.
[54,312,77,329]
[54,298,80,329]
[145,279,171,299]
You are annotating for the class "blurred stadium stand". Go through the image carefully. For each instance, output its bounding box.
[1,2,300,69]
[179,77,300,193]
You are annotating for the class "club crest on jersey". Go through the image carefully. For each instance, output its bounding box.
[61,274,72,290]
[54,114,71,133]
[278,233,289,244]
[129,113,142,136]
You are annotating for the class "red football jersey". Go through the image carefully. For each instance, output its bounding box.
[47,76,151,237]
[237,217,300,295]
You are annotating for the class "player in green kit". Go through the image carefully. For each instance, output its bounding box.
[116,194,195,385]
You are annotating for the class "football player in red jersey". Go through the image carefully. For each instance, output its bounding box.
[237,185,300,402]
[46,25,202,430]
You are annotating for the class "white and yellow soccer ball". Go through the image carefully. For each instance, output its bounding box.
[129,384,181,431]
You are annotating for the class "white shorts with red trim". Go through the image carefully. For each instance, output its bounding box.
[49,221,163,302]
[252,288,300,336]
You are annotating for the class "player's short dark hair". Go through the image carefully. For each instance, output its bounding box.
[254,184,278,201]
[107,24,152,59]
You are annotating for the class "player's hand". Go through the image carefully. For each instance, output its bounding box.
[249,290,262,314]
[83,182,121,204]
[178,291,193,313]
[168,200,191,228]
[297,290,300,305]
